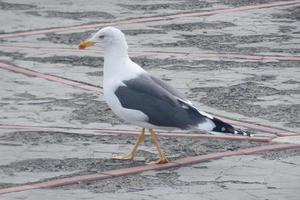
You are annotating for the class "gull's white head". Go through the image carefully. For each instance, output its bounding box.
[79,27,128,51]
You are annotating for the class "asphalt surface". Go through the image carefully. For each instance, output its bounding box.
[0,0,300,199]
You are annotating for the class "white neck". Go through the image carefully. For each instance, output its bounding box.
[103,45,129,78]
[103,45,145,83]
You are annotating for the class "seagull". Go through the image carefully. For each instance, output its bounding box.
[78,27,249,164]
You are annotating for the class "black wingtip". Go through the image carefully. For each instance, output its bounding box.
[211,117,253,137]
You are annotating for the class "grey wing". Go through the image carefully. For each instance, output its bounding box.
[149,75,187,101]
[114,73,204,129]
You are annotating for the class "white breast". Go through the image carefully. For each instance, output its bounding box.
[103,79,149,124]
[103,57,151,127]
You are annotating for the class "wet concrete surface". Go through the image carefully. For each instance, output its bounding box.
[0,128,260,187]
[60,150,300,196]
[2,151,300,200]
[0,0,300,199]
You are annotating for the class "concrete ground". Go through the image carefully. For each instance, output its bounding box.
[2,152,300,200]
[0,0,300,199]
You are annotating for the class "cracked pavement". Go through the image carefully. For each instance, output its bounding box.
[0,0,300,199]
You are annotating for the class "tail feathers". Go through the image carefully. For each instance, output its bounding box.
[211,117,252,137]
[179,100,252,136]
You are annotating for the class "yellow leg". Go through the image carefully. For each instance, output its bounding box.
[112,128,145,160]
[148,129,168,164]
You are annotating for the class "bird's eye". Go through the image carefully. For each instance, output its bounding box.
[99,35,104,39]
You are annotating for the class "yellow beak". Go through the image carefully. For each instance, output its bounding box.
[78,41,96,49]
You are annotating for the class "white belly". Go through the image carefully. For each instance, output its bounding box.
[102,59,158,129]
[103,80,150,127]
